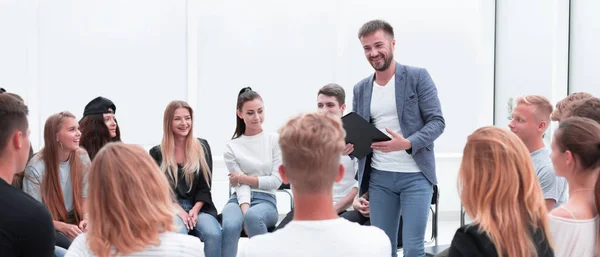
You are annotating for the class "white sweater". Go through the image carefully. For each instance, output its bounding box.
[224,132,283,205]
[65,232,204,257]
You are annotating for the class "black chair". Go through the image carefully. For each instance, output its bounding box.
[424,185,451,256]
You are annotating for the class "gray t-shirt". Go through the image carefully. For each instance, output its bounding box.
[531,148,568,207]
[23,153,90,212]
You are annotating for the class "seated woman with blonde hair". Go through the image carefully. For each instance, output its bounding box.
[447,127,554,257]
[65,143,203,257]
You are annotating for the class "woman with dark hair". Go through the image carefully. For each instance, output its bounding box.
[549,116,600,257]
[79,96,121,160]
[221,87,282,257]
[23,111,90,250]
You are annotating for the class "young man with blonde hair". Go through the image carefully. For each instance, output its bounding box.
[240,112,390,257]
[509,95,567,211]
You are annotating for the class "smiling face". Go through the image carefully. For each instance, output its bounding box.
[508,103,542,144]
[237,98,264,132]
[56,117,81,151]
[171,107,192,138]
[360,29,395,72]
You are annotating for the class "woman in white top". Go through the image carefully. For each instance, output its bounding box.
[23,112,90,250]
[65,143,203,257]
[221,87,282,257]
[549,116,600,257]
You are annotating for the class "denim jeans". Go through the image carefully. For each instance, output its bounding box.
[369,169,433,257]
[221,192,278,257]
[174,199,222,257]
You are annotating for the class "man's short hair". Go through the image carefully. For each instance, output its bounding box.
[563,97,600,125]
[318,83,346,105]
[278,112,345,193]
[550,92,594,121]
[0,94,29,157]
[358,19,394,39]
[515,95,553,122]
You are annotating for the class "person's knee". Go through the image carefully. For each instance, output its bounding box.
[200,228,222,242]
[222,214,243,233]
[173,216,188,234]
[243,208,264,225]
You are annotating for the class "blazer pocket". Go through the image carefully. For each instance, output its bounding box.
[404,94,418,104]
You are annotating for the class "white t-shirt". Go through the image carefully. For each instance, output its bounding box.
[239,218,391,257]
[65,232,204,257]
[370,75,420,173]
[224,132,283,205]
[332,155,358,210]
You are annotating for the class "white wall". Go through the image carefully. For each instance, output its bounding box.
[4,0,597,218]
[189,0,495,214]
[569,0,600,96]
[494,0,569,146]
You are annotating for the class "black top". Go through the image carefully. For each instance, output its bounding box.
[0,178,56,257]
[149,138,217,218]
[448,224,554,257]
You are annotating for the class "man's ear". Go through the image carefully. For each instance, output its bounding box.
[278,165,290,185]
[539,120,548,132]
[334,164,344,183]
[13,131,24,150]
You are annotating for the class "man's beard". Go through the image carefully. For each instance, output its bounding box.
[371,52,394,72]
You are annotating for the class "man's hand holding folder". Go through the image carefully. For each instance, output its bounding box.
[370,128,412,152]
[341,112,393,159]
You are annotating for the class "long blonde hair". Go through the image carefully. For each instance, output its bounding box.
[459,126,551,257]
[86,143,175,257]
[38,112,86,224]
[160,100,210,190]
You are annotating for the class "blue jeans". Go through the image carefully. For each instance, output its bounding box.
[174,199,222,257]
[369,169,433,257]
[221,192,278,257]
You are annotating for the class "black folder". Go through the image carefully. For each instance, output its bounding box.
[341,112,391,159]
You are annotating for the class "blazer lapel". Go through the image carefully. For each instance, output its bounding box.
[395,62,407,124]
[363,73,375,121]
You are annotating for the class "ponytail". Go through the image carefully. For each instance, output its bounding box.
[232,87,262,139]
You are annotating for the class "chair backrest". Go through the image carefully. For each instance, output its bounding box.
[430,185,439,205]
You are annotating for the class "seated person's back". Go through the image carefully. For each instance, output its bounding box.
[447,127,554,257]
[240,112,390,257]
[65,143,203,257]
[67,232,202,257]
[0,94,55,257]
[242,218,389,257]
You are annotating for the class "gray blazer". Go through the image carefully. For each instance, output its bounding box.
[352,62,445,195]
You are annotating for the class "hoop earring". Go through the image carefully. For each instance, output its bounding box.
[58,141,64,148]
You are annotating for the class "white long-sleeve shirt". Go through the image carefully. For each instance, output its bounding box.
[224,132,282,205]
